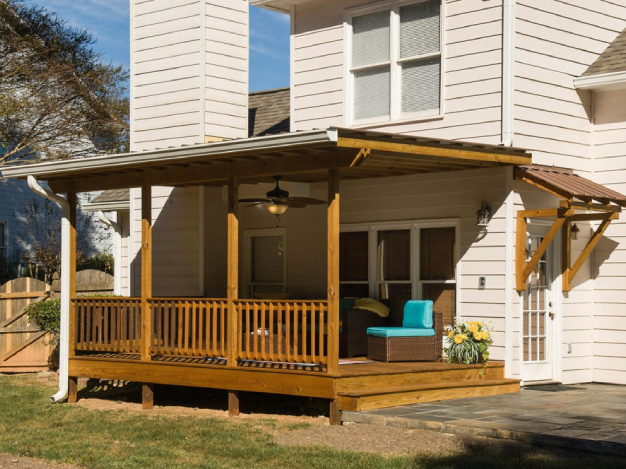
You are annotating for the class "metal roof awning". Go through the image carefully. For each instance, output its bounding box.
[1,127,532,193]
[515,164,626,209]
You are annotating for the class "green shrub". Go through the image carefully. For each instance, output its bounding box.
[26,300,61,345]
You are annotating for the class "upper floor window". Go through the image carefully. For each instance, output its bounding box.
[348,0,442,125]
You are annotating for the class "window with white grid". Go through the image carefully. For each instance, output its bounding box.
[348,0,442,125]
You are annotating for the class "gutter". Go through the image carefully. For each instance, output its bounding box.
[501,0,515,147]
[573,70,626,91]
[27,176,70,403]
[97,211,121,296]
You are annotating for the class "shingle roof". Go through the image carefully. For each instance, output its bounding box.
[248,87,290,137]
[582,28,626,77]
[89,188,130,204]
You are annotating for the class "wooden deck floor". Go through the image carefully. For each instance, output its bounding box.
[69,353,520,415]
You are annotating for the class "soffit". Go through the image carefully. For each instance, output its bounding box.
[1,128,532,194]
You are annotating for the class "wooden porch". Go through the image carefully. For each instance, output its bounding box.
[3,128,531,422]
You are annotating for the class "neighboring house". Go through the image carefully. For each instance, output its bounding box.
[5,0,626,418]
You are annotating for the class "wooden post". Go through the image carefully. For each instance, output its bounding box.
[68,193,77,358]
[228,391,240,416]
[142,383,154,410]
[327,169,340,375]
[515,215,527,292]
[329,398,341,426]
[227,179,239,367]
[562,220,572,292]
[141,185,153,362]
[68,376,78,403]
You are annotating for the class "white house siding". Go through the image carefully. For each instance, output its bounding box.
[130,186,202,297]
[132,0,205,151]
[514,0,626,173]
[204,0,249,140]
[292,0,504,144]
[591,89,626,385]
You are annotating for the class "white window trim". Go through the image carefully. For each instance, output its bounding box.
[344,0,444,127]
[243,228,287,298]
[340,218,460,318]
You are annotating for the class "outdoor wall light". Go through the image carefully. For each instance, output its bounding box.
[571,223,580,240]
[476,201,491,227]
[265,203,289,216]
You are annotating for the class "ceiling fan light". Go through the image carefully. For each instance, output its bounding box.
[265,204,289,215]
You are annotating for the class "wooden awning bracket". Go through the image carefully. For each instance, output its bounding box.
[516,207,574,292]
[351,148,371,167]
[562,212,618,292]
[516,202,620,292]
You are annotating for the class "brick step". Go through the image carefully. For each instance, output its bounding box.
[337,378,521,411]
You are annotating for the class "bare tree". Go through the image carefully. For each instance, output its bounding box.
[0,0,128,166]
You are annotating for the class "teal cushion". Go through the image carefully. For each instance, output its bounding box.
[403,300,433,329]
[367,327,435,338]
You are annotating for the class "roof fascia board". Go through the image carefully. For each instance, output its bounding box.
[1,129,336,180]
[250,0,318,13]
[83,202,130,212]
[574,71,626,90]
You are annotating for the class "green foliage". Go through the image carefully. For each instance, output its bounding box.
[25,299,60,345]
[78,252,114,275]
[444,319,493,365]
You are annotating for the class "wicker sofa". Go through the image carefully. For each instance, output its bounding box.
[367,301,443,362]
[340,309,387,357]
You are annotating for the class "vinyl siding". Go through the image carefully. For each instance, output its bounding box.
[591,88,626,385]
[292,0,503,145]
[514,0,626,173]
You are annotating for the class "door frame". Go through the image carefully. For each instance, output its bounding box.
[243,228,287,298]
[520,220,563,384]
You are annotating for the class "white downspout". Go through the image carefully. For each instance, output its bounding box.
[97,211,121,295]
[27,176,70,403]
[502,0,515,147]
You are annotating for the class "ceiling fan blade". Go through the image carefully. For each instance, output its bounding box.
[239,198,271,203]
[244,202,265,208]
[287,197,326,205]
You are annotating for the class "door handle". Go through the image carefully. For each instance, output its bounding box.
[549,312,555,320]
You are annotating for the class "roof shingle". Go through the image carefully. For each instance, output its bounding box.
[583,28,626,77]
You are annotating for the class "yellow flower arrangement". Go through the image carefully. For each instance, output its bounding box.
[444,319,493,365]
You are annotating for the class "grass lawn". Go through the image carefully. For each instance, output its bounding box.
[0,375,623,469]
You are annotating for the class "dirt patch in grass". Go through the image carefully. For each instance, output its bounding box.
[0,453,82,469]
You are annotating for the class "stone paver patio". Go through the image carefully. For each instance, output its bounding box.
[342,383,626,457]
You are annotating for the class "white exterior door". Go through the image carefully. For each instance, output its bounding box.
[522,229,556,382]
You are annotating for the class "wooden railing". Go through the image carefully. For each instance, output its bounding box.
[235,300,328,365]
[149,299,227,358]
[74,298,142,353]
[73,298,329,367]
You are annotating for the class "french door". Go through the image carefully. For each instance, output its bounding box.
[522,228,556,382]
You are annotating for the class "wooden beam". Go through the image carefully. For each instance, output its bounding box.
[568,213,618,288]
[517,208,567,218]
[350,148,370,167]
[337,137,531,165]
[228,391,240,416]
[568,213,621,222]
[514,168,573,200]
[48,151,358,193]
[522,215,569,284]
[568,201,621,213]
[141,185,152,362]
[562,221,572,292]
[0,292,49,299]
[68,192,77,358]
[227,179,239,368]
[142,383,154,410]
[516,216,528,292]
[68,377,78,403]
[327,169,340,375]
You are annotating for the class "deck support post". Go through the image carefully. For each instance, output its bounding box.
[68,376,78,403]
[68,193,77,359]
[228,391,240,416]
[227,179,239,367]
[141,185,153,361]
[329,398,341,426]
[142,383,154,409]
[327,169,340,375]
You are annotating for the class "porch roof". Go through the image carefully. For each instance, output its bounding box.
[515,165,626,207]
[1,127,532,193]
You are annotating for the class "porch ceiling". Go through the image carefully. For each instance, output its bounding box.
[1,127,532,193]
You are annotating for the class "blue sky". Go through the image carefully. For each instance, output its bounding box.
[25,1,290,91]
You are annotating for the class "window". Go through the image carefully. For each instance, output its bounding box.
[348,0,442,125]
[244,229,287,298]
[340,221,457,329]
[0,222,6,262]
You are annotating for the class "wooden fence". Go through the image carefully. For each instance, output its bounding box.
[0,278,52,372]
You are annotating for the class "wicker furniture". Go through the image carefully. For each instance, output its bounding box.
[367,301,443,362]
[340,309,387,357]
